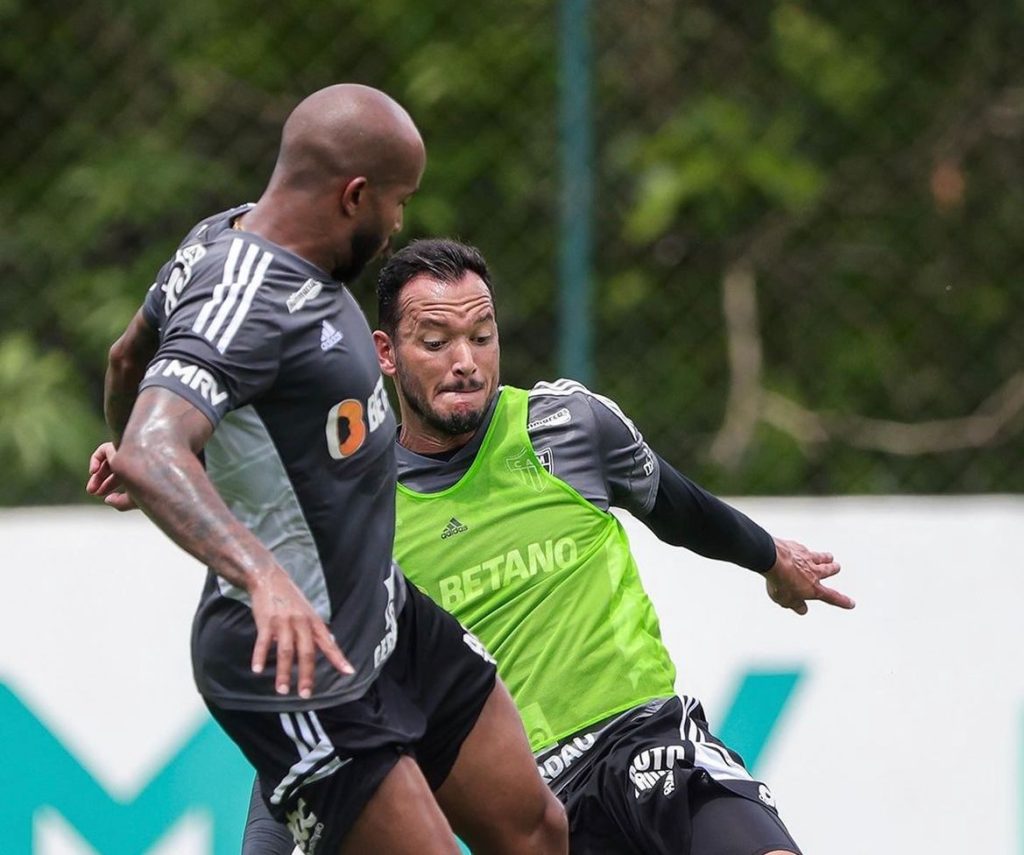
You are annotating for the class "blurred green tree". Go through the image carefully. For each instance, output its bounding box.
[1,0,1022,502]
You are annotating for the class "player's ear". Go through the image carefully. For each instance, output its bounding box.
[373,330,397,376]
[340,176,368,217]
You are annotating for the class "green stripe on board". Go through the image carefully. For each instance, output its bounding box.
[717,669,803,773]
[0,683,250,853]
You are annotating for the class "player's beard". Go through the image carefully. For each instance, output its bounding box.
[334,225,388,281]
[394,355,495,438]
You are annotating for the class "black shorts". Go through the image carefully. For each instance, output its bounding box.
[208,577,497,855]
[551,696,801,855]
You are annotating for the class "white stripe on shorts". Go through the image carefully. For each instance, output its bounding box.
[270,710,350,807]
[677,696,753,784]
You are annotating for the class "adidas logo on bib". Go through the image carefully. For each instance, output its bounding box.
[441,517,468,539]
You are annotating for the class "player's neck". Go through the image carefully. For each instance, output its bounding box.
[398,418,474,456]
[236,199,338,277]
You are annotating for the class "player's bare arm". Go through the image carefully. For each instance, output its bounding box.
[111,385,354,697]
[764,537,856,615]
[104,308,160,443]
[86,309,160,510]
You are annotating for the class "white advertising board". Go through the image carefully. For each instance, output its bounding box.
[1,498,1020,854]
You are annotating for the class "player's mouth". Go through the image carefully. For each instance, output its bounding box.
[439,384,484,395]
[438,385,485,403]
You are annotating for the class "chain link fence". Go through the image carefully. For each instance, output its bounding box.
[2,0,1022,502]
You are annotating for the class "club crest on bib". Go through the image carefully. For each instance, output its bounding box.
[505,445,547,492]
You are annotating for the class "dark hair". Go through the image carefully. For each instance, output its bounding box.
[377,238,494,335]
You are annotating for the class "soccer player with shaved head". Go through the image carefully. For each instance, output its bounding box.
[88,87,566,855]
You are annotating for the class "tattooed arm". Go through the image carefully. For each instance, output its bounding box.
[110,386,352,697]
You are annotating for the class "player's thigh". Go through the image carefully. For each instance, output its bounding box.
[341,755,462,855]
[210,686,431,855]
[237,736,460,855]
[689,780,801,855]
[434,679,566,851]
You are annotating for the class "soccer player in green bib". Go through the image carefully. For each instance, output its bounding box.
[242,238,855,854]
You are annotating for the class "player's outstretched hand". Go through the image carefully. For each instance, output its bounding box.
[85,442,138,511]
[249,566,355,699]
[764,537,855,615]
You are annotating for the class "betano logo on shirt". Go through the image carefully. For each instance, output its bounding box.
[0,670,804,854]
[437,536,580,610]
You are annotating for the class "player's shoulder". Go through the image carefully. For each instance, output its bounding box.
[524,379,645,450]
[153,206,252,302]
[527,379,640,436]
[180,227,320,308]
[183,203,252,245]
[156,233,318,356]
[527,377,608,404]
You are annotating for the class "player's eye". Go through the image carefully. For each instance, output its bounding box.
[424,340,444,351]
[474,335,492,345]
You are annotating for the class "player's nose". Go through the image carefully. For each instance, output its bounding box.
[451,340,476,375]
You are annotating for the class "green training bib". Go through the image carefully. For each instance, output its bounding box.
[395,387,677,752]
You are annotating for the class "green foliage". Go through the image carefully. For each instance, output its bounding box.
[1,0,1022,502]
[597,2,1023,493]
[0,334,104,503]
[771,4,885,119]
[623,97,825,241]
